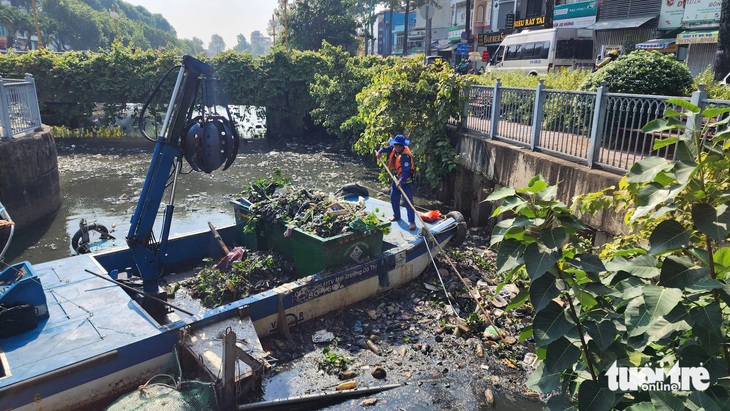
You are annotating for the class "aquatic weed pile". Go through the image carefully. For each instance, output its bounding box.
[239,178,388,239]
[184,251,295,307]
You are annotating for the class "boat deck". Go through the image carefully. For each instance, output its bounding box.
[0,254,164,387]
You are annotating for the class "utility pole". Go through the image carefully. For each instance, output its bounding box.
[716,0,730,80]
[465,0,471,53]
[32,0,42,49]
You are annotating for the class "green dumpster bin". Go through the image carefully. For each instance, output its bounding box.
[262,219,295,260]
[290,221,389,277]
[231,199,266,250]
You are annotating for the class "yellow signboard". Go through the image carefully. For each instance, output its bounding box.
[513,16,545,29]
[676,30,719,44]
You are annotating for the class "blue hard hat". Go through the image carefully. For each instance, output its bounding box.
[389,134,410,146]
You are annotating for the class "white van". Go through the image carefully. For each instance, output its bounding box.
[487,28,594,75]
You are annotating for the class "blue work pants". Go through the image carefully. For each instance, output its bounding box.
[390,182,415,223]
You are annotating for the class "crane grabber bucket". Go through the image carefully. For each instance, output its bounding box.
[129,55,240,296]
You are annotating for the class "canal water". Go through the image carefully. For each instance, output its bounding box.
[5,137,388,264]
[5,136,543,411]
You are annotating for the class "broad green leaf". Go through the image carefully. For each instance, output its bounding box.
[653,136,678,150]
[525,242,560,281]
[541,227,566,249]
[526,362,561,393]
[692,203,730,243]
[689,302,724,354]
[530,273,560,312]
[658,255,710,289]
[624,296,650,337]
[666,99,700,114]
[505,287,530,311]
[675,140,696,163]
[650,391,685,411]
[672,160,696,185]
[578,380,615,411]
[633,183,672,220]
[574,289,598,310]
[713,247,730,279]
[627,158,673,183]
[687,391,723,411]
[690,303,723,339]
[584,320,617,351]
[608,255,660,279]
[565,254,607,273]
[702,107,730,119]
[545,395,576,411]
[485,186,516,202]
[643,285,682,325]
[538,184,558,201]
[642,117,685,133]
[518,325,533,342]
[545,337,581,373]
[491,196,526,217]
[517,177,548,194]
[534,301,575,346]
[490,218,516,245]
[648,219,690,255]
[644,315,691,343]
[496,239,525,274]
[713,247,730,268]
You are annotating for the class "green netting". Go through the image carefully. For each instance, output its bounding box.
[105,348,218,411]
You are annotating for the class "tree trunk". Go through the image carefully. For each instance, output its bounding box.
[715,0,730,80]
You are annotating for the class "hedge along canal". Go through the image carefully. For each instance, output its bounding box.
[4,137,434,264]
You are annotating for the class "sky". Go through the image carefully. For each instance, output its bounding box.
[125,0,279,49]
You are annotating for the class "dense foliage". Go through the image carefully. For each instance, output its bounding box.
[489,101,730,410]
[580,51,694,97]
[351,57,465,188]
[309,42,397,143]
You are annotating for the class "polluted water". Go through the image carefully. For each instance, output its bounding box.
[7,137,545,411]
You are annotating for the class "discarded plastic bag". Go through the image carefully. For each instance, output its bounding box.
[420,210,441,223]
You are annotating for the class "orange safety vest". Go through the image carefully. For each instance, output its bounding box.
[388,146,415,183]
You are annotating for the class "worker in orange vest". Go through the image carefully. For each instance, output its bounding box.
[375,134,417,231]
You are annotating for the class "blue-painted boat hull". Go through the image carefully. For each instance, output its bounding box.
[0,196,462,410]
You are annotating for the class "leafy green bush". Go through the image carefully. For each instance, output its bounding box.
[694,66,730,100]
[489,101,730,410]
[352,56,464,188]
[579,51,693,96]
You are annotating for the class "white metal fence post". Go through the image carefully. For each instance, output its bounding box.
[689,84,707,132]
[587,81,608,168]
[25,73,42,131]
[489,79,502,138]
[530,79,546,150]
[0,78,12,139]
[462,86,470,128]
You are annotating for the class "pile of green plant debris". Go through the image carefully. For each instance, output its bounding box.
[239,173,389,238]
[183,252,295,307]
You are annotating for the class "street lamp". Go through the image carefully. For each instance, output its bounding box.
[110,6,119,43]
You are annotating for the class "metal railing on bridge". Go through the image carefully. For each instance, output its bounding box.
[461,81,730,174]
[0,74,42,138]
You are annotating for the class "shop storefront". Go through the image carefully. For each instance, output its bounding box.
[677,30,719,76]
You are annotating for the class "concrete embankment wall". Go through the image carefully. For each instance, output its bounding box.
[445,130,625,240]
[0,127,62,231]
